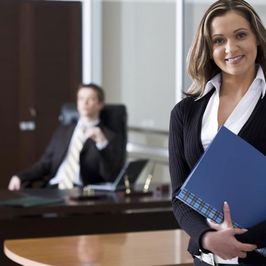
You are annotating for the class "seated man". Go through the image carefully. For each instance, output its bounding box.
[8,83,125,190]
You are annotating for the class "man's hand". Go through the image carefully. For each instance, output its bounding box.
[8,175,21,191]
[86,127,107,145]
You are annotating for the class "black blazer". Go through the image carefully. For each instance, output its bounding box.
[17,121,125,186]
[169,89,266,263]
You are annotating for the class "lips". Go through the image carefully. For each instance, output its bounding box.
[225,55,244,64]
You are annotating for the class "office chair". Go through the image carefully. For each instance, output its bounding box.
[23,103,128,188]
[58,103,79,125]
[59,102,127,152]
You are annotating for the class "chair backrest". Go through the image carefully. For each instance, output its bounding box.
[59,102,127,133]
[58,103,79,125]
[100,105,127,167]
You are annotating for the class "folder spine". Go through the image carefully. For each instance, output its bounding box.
[177,188,239,227]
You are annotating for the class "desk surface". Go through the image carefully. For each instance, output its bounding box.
[4,229,193,266]
[0,187,171,219]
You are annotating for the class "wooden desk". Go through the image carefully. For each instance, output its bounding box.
[4,229,193,266]
[0,188,178,265]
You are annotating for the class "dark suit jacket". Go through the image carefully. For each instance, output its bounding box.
[17,121,125,187]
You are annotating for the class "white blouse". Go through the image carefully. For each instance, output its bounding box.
[198,66,266,150]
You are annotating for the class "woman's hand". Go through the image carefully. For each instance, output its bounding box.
[207,201,234,230]
[201,202,257,259]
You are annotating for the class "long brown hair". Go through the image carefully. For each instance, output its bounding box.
[186,0,266,97]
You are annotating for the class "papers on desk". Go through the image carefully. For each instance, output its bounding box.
[0,195,63,207]
[176,126,266,229]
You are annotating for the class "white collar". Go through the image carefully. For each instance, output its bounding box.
[77,117,100,129]
[196,65,266,100]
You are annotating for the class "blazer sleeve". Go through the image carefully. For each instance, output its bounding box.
[97,125,125,182]
[169,100,213,252]
[80,123,126,185]
[16,126,63,183]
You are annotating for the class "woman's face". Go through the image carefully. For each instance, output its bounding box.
[210,11,257,79]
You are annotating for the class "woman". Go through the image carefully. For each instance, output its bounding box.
[169,0,266,265]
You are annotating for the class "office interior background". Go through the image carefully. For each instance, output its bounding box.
[1,0,266,189]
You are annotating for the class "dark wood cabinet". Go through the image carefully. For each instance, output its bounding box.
[0,1,82,188]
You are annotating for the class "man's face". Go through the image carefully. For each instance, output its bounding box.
[77,87,103,119]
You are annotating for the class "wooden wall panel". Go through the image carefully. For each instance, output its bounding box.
[0,2,20,188]
[0,1,82,188]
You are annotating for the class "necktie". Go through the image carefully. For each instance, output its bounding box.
[58,126,87,189]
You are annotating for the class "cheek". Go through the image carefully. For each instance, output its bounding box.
[77,100,82,107]
[248,42,258,58]
[212,47,224,64]
[77,100,85,111]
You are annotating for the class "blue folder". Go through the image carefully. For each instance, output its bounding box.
[176,126,266,229]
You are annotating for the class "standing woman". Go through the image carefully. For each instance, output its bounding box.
[169,0,266,265]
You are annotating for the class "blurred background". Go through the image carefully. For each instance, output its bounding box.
[1,0,266,188]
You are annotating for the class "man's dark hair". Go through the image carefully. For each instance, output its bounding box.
[78,83,105,103]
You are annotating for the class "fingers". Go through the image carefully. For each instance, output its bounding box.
[237,242,257,252]
[234,227,248,235]
[220,234,256,259]
[238,251,247,259]
[233,231,257,252]
[206,201,233,230]
[227,228,257,253]
[223,201,233,228]
[87,127,102,138]
[89,127,106,143]
[207,218,220,230]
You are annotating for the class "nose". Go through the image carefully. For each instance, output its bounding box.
[83,99,89,105]
[225,39,237,54]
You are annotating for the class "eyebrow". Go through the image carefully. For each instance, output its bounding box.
[212,27,249,37]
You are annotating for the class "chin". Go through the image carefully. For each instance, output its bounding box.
[78,112,88,117]
[83,114,91,118]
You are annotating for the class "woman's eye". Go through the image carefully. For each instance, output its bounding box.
[213,38,224,45]
[236,31,247,39]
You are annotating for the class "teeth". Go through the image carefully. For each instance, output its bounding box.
[226,55,242,62]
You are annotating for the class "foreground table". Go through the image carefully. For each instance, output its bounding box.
[4,229,193,266]
[0,188,178,265]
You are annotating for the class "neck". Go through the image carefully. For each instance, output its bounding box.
[221,67,256,98]
[80,115,99,124]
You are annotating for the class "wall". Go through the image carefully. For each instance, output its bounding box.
[99,1,176,185]
[102,1,176,132]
